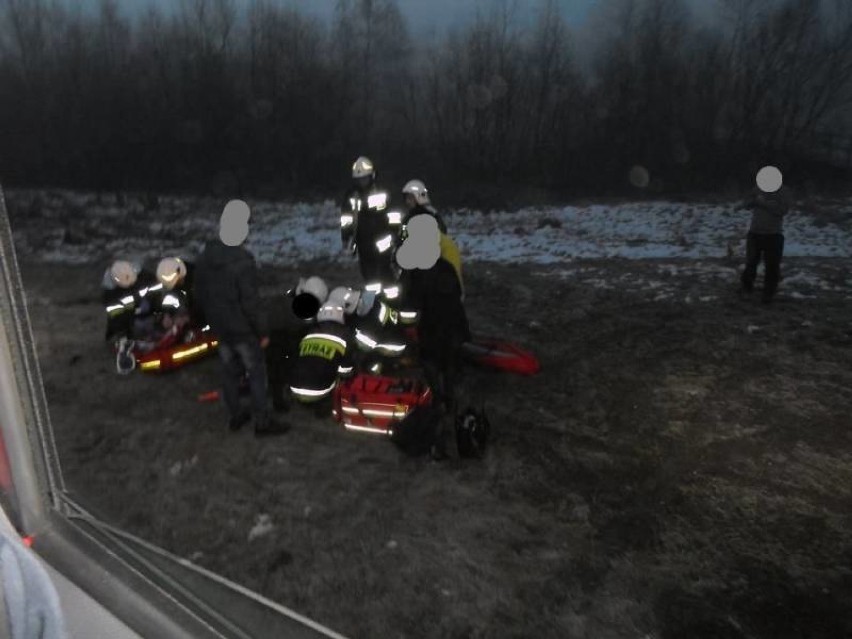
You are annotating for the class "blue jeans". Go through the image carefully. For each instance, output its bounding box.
[218,339,269,423]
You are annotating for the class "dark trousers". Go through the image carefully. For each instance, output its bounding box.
[266,333,297,409]
[421,339,466,450]
[742,232,784,297]
[218,339,268,423]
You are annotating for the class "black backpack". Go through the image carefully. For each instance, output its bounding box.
[389,404,443,457]
[391,404,491,459]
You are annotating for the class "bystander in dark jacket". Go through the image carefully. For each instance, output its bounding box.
[194,201,289,436]
[741,186,793,303]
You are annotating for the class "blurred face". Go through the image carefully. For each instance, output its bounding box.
[293,293,321,320]
[404,193,416,210]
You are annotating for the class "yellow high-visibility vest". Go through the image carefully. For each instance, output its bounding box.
[440,232,464,295]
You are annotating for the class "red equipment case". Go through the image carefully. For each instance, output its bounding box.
[332,374,433,436]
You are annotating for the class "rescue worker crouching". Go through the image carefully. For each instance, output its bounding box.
[342,287,410,375]
[289,297,355,417]
[151,256,200,345]
[101,259,160,374]
[266,276,329,413]
[123,256,200,359]
[156,256,204,331]
[340,155,403,299]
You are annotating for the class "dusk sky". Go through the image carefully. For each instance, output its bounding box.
[80,0,716,33]
[93,0,601,30]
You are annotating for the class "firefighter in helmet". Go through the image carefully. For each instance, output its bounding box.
[340,156,404,300]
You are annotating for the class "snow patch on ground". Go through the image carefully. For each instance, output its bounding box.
[247,514,274,542]
[8,190,851,268]
[7,190,852,300]
[446,202,850,262]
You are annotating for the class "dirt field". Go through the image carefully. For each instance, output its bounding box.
[19,256,852,639]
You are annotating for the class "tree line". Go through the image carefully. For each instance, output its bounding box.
[1,0,851,204]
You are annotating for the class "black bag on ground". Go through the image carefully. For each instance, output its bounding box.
[390,404,443,457]
[455,407,490,459]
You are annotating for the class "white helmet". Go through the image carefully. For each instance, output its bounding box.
[352,156,375,180]
[316,302,345,325]
[296,276,329,305]
[402,179,430,206]
[328,286,361,315]
[109,260,138,288]
[156,257,187,290]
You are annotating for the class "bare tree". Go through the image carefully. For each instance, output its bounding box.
[715,0,852,162]
[523,0,580,182]
[332,0,410,148]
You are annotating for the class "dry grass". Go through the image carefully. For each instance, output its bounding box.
[20,256,852,639]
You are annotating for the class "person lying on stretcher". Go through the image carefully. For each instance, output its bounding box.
[131,290,193,352]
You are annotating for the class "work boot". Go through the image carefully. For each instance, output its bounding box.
[254,414,292,438]
[228,412,251,432]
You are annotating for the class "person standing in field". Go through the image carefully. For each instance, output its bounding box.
[739,166,792,305]
[194,200,290,436]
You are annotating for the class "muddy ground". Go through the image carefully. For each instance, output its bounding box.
[18,256,852,639]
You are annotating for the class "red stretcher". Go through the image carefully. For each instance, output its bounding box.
[461,337,541,376]
[113,328,219,373]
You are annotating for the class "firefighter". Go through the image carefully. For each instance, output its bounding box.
[340,156,404,299]
[155,256,202,326]
[100,259,160,374]
[399,179,464,295]
[343,287,409,374]
[289,298,356,413]
[397,208,472,460]
[321,286,410,375]
[267,276,329,412]
[150,256,202,344]
[392,180,466,340]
